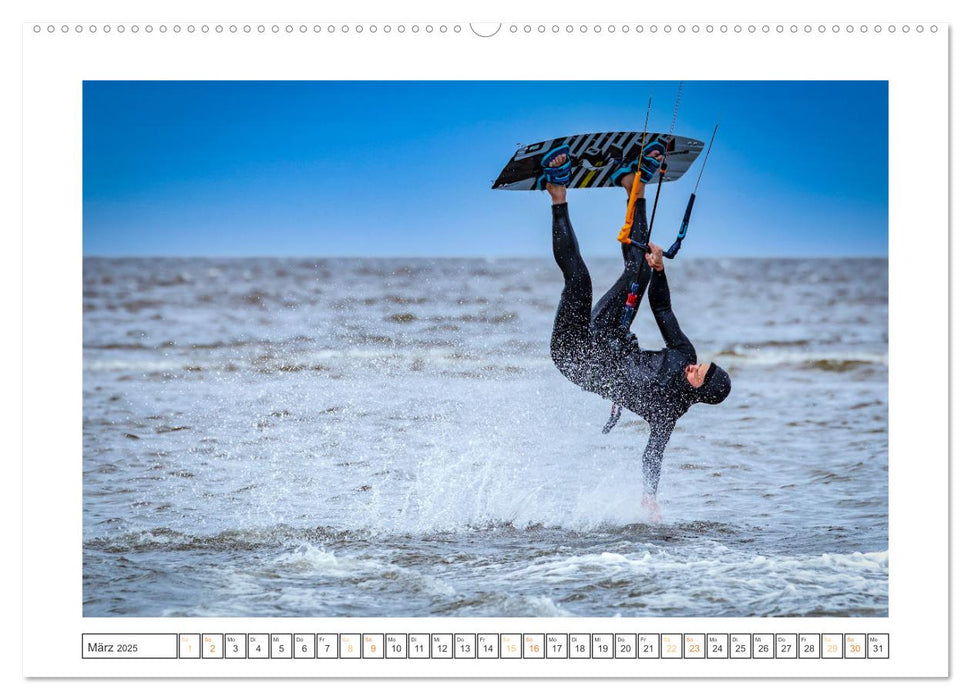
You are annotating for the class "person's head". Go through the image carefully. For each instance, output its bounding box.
[685,362,732,404]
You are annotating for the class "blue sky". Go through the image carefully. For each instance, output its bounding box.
[83,81,887,257]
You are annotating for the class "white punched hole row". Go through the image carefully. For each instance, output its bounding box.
[32,23,937,36]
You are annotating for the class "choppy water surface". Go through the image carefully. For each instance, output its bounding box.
[83,257,888,617]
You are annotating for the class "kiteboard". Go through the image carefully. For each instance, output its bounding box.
[492,131,704,191]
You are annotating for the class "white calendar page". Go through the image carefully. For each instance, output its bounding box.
[17,0,953,684]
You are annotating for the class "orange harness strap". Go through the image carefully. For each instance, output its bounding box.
[616,171,643,245]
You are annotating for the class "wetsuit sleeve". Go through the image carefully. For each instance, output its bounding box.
[642,421,675,495]
[648,269,695,357]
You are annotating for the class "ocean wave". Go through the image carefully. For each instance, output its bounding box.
[717,347,888,369]
[522,546,886,578]
[272,543,457,598]
[430,592,571,617]
[81,520,743,554]
[83,525,362,553]
[494,547,888,616]
[84,340,886,375]
[83,346,551,375]
[83,525,887,617]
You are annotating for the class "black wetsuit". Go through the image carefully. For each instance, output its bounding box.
[549,199,703,495]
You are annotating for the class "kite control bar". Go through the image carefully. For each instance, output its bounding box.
[663,123,718,260]
[663,192,695,259]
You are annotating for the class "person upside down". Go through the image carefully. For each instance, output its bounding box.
[541,142,731,521]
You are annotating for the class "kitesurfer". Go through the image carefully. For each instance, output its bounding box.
[542,145,731,521]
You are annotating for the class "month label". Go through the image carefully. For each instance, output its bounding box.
[82,634,177,659]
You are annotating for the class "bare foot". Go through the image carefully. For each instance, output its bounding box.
[640,494,663,524]
[545,153,568,204]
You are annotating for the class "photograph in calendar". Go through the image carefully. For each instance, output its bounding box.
[82,81,888,617]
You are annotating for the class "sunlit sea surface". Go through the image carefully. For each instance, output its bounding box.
[83,257,887,617]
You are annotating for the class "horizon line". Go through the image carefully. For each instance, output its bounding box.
[81,253,890,260]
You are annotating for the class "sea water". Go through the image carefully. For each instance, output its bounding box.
[83,257,888,617]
